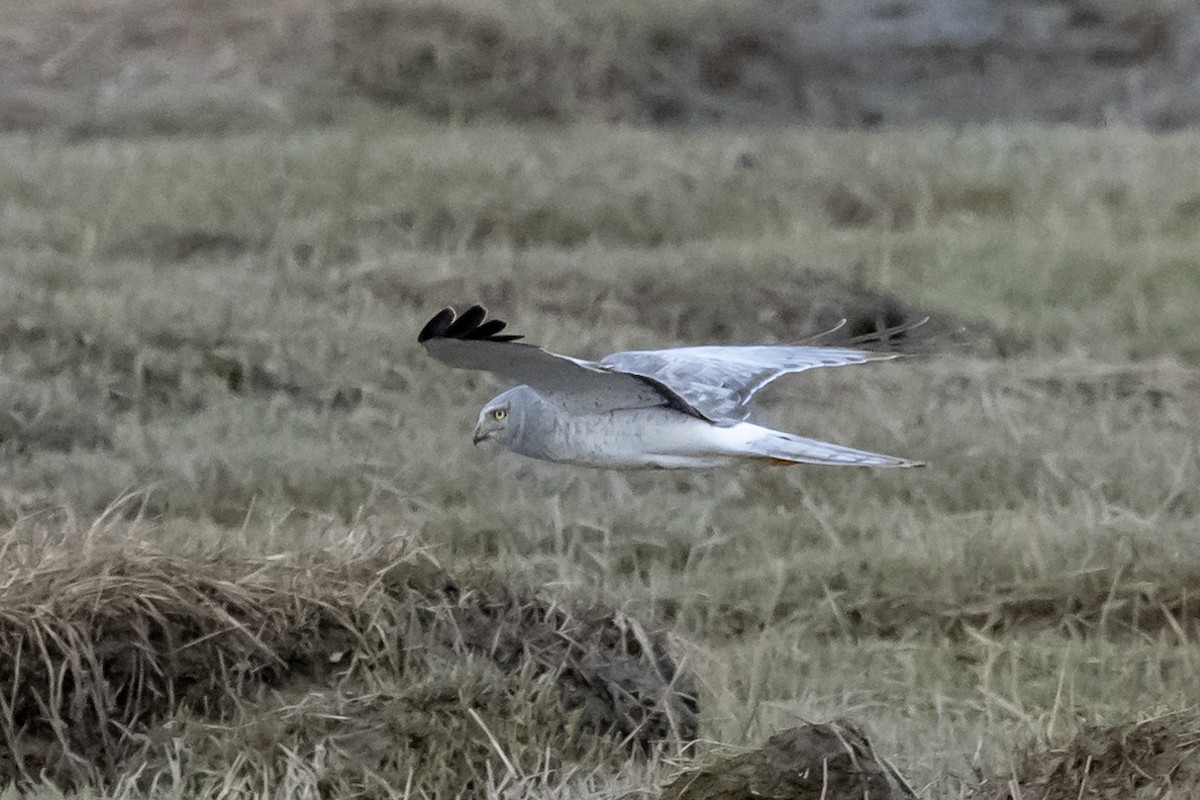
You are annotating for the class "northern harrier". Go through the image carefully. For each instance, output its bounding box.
[419,305,922,470]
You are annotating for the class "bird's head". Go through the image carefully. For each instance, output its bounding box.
[472,387,554,458]
[473,398,513,446]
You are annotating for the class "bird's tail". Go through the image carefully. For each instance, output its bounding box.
[750,431,923,468]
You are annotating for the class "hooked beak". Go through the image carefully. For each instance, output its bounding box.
[472,411,505,446]
[472,424,490,446]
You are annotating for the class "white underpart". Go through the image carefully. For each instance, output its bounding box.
[526,406,919,470]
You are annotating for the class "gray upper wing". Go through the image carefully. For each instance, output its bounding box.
[601,344,899,422]
[419,306,705,416]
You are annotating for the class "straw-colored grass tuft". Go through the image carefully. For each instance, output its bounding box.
[973,710,1200,800]
[0,523,695,793]
[662,720,917,800]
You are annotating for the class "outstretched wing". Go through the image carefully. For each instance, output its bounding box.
[418,306,705,417]
[601,344,899,422]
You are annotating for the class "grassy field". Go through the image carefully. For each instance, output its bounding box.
[2,108,1200,798]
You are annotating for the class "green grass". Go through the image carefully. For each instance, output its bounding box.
[1,114,1199,798]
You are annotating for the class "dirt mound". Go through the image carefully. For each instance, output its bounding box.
[660,721,916,800]
[430,578,698,751]
[0,532,696,791]
[973,711,1200,800]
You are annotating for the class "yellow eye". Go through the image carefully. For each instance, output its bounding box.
[492,408,507,421]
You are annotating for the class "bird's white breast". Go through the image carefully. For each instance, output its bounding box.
[544,408,739,469]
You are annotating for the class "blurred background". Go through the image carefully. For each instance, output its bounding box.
[5,0,1199,135]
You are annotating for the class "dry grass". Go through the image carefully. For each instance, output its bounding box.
[661,720,917,800]
[0,116,1199,798]
[973,711,1200,800]
[0,0,814,134]
[0,514,693,794]
[335,0,804,125]
[5,0,1197,135]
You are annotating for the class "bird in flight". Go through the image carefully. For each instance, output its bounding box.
[419,305,923,470]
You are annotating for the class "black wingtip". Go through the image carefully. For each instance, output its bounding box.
[417,307,456,343]
[417,305,525,344]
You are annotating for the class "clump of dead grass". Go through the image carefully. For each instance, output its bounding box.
[0,518,696,794]
[974,710,1200,800]
[133,660,619,799]
[662,720,917,800]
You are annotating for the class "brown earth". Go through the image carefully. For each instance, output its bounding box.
[3,0,1199,134]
